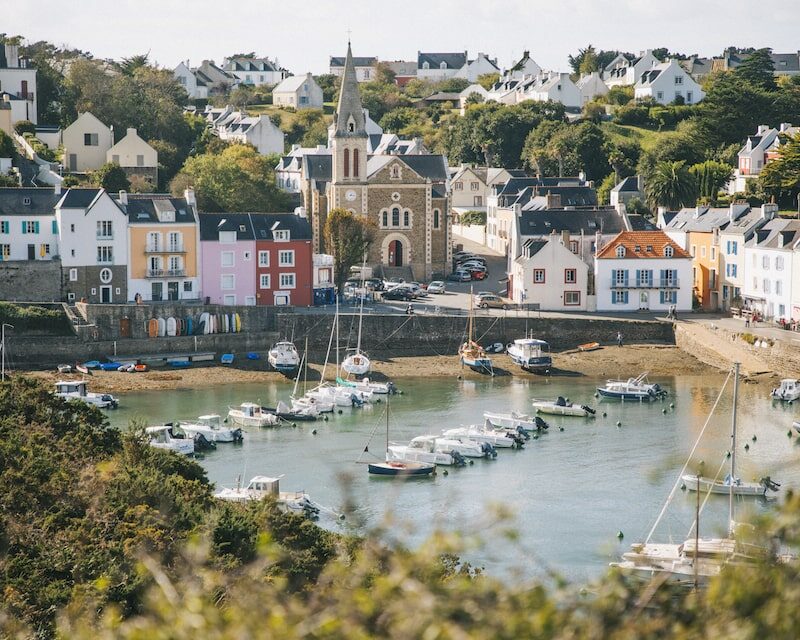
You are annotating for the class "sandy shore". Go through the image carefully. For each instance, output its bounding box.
[29,344,721,394]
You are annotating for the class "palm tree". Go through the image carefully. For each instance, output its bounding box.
[645,160,698,210]
[116,53,150,76]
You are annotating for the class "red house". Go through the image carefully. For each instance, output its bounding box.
[251,213,313,306]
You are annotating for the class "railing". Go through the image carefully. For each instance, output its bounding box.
[96,233,113,240]
[145,244,185,253]
[146,268,186,278]
[147,269,164,278]
[611,279,680,289]
[97,258,114,265]
[167,268,185,277]
[16,91,34,101]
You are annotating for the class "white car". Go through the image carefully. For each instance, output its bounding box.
[427,281,446,294]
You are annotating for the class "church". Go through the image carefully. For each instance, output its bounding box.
[300,44,452,280]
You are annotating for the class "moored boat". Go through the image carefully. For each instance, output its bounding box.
[483,410,538,432]
[771,379,800,401]
[341,349,371,376]
[145,425,195,455]
[507,338,552,372]
[214,475,320,518]
[597,372,666,401]
[228,402,280,428]
[681,473,779,497]
[179,414,243,443]
[268,341,300,374]
[388,437,467,466]
[442,425,524,448]
[532,397,595,417]
[54,380,118,409]
[368,460,436,476]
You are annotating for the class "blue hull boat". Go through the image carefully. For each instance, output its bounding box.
[597,372,666,401]
[368,461,436,476]
[461,356,493,374]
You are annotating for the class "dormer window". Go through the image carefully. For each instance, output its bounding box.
[664,245,674,257]
[634,245,641,252]
[422,61,430,70]
[646,245,653,252]
[239,224,246,232]
[440,61,447,70]
[615,246,626,258]
[23,197,31,205]
[348,122,354,133]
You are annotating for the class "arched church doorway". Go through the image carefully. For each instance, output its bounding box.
[388,240,404,267]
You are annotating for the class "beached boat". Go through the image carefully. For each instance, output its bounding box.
[483,410,538,432]
[366,395,436,477]
[228,402,280,428]
[145,425,195,455]
[532,397,596,417]
[57,364,73,374]
[681,473,779,497]
[771,378,800,401]
[54,380,119,409]
[578,341,601,352]
[214,475,320,518]
[458,288,493,374]
[179,414,243,443]
[341,349,371,376]
[597,372,666,401]
[507,338,552,372]
[268,341,300,374]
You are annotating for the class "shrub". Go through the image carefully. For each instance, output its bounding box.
[459,210,486,226]
[13,120,36,136]
[613,103,651,126]
[0,303,72,334]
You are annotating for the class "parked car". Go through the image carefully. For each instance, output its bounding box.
[400,283,425,298]
[365,277,385,291]
[469,270,488,281]
[456,255,486,266]
[473,292,496,304]
[477,294,508,310]
[447,270,472,282]
[460,260,488,272]
[427,281,446,294]
[382,287,414,301]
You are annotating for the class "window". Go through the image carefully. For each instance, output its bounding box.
[221,251,235,267]
[343,148,350,178]
[84,133,99,146]
[660,290,677,304]
[278,250,295,266]
[762,255,769,269]
[382,211,388,227]
[97,220,112,238]
[614,269,628,286]
[613,290,628,304]
[779,304,786,317]
[183,281,193,292]
[433,209,440,230]
[390,165,401,179]
[273,229,290,241]
[440,61,447,69]
[470,182,479,191]
[0,221,7,234]
[634,245,641,253]
[0,244,9,260]
[615,245,625,258]
[219,230,236,243]
[136,154,144,167]
[99,268,112,283]
[260,273,271,289]
[473,196,483,206]
[40,243,50,256]
[637,269,653,286]
[675,76,683,85]
[763,279,770,294]
[687,91,693,103]
[392,207,400,227]
[403,211,410,227]
[656,91,664,101]
[168,256,182,273]
[776,280,783,295]
[168,231,182,252]
[533,269,545,283]
[711,247,716,261]
[569,240,579,254]
[690,245,696,257]
[664,245,674,258]
[353,149,359,178]
[22,221,39,234]
[70,224,75,233]
[660,269,677,286]
[753,277,757,289]
[258,250,270,267]
[223,294,236,305]
[454,182,463,191]
[221,274,235,290]
[67,292,76,302]
[700,246,706,258]
[565,269,577,284]
[776,256,784,271]
[97,246,113,264]
[279,273,296,289]
[564,291,580,306]
[726,263,738,277]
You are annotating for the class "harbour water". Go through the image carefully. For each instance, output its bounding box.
[105,373,800,583]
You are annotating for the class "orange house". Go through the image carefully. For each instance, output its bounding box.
[687,229,720,310]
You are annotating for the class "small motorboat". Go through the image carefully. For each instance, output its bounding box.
[442,425,524,448]
[266,401,317,422]
[771,379,800,402]
[99,361,121,371]
[54,380,118,409]
[578,342,601,352]
[179,414,243,443]
[83,360,102,370]
[134,363,149,372]
[597,372,666,401]
[337,376,396,395]
[75,363,90,375]
[214,476,320,518]
[483,410,538,432]
[268,341,300,374]
[532,397,596,417]
[293,393,335,414]
[57,364,73,374]
[682,473,780,497]
[368,460,436,477]
[388,437,467,466]
[228,402,280,428]
[145,425,195,455]
[507,338,552,372]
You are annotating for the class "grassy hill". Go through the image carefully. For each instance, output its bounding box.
[600,122,675,153]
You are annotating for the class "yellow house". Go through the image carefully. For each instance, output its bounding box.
[116,190,200,301]
[687,229,720,310]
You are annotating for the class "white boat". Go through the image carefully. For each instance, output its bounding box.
[178,414,243,443]
[507,338,552,372]
[388,436,467,466]
[268,341,300,374]
[681,473,779,497]
[292,394,333,414]
[442,425,522,448]
[305,383,363,408]
[459,288,493,374]
[532,397,596,417]
[342,348,371,376]
[214,475,320,518]
[337,376,396,395]
[227,402,280,428]
[54,380,119,409]
[597,372,666,401]
[435,435,496,458]
[276,399,319,419]
[771,378,800,401]
[145,425,195,455]
[483,410,538,431]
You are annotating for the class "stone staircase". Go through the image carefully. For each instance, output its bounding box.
[380,265,415,282]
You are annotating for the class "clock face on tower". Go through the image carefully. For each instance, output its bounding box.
[345,189,357,202]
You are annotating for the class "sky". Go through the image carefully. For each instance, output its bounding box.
[6,0,800,74]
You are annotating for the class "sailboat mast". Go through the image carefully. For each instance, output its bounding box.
[304,337,309,395]
[336,296,340,378]
[729,362,740,536]
[385,393,390,456]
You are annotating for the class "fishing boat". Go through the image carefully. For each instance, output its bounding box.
[483,410,538,432]
[459,288,492,374]
[681,473,779,497]
[342,268,371,375]
[54,380,119,409]
[771,379,800,402]
[178,414,243,443]
[532,397,596,417]
[227,402,280,428]
[366,395,436,477]
[597,372,666,401]
[442,425,524,448]
[388,436,468,466]
[578,341,601,352]
[214,475,321,518]
[145,425,195,456]
[507,338,552,372]
[268,341,300,374]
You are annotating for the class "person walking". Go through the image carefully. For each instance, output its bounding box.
[616,331,623,347]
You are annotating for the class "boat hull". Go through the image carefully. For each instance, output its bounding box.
[597,388,657,401]
[368,461,435,476]
[532,401,592,417]
[461,356,493,373]
[682,474,767,496]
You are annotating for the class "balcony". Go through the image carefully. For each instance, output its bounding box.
[611,279,680,289]
[97,259,114,266]
[146,268,186,278]
[96,233,113,240]
[145,244,185,253]
[16,91,34,101]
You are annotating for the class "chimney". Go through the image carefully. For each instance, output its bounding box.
[184,187,196,207]
[561,230,570,246]
[780,123,792,132]
[54,182,61,195]
[118,190,128,206]
[578,170,586,183]
[295,206,307,218]
[761,203,778,219]
[757,124,769,135]
[546,193,561,208]
[4,44,19,68]
[126,127,137,137]
[778,232,785,249]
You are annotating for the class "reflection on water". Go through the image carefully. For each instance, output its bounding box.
[105,374,800,582]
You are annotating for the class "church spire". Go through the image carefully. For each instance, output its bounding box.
[335,41,366,137]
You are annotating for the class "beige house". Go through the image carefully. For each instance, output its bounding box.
[273,73,323,109]
[107,128,159,185]
[62,112,113,173]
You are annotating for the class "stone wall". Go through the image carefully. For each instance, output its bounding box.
[0,260,62,301]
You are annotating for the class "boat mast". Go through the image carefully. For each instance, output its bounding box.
[303,336,309,395]
[385,393,390,456]
[355,257,366,355]
[729,362,740,536]
[336,296,340,378]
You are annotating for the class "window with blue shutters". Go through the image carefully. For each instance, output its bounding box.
[635,269,641,287]
[52,220,57,234]
[21,221,26,234]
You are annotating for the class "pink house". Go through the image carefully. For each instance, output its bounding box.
[200,214,257,305]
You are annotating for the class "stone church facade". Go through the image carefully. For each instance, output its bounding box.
[300,44,452,280]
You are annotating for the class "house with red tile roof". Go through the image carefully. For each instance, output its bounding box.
[595,230,692,313]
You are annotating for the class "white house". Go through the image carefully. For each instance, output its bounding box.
[603,50,660,87]
[510,234,590,309]
[107,128,159,184]
[635,60,704,105]
[486,78,522,105]
[173,61,208,100]
[731,123,797,193]
[517,72,581,110]
[417,52,468,81]
[450,165,516,212]
[459,84,488,113]
[56,188,129,303]
[223,56,287,86]
[743,218,800,322]
[0,187,61,261]
[504,51,541,80]
[609,176,643,206]
[276,145,328,193]
[0,43,37,124]
[329,55,377,82]
[454,53,500,83]
[216,114,284,155]
[62,112,113,173]
[595,230,692,312]
[273,73,323,109]
[576,72,609,105]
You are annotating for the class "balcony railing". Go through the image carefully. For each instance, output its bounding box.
[97,258,114,265]
[611,279,680,289]
[96,233,113,240]
[147,268,186,278]
[16,91,34,101]
[145,244,185,253]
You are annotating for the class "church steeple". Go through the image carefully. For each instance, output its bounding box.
[335,41,367,138]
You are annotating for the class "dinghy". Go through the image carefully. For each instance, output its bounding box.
[578,341,601,352]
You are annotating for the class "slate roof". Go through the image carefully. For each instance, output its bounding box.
[334,43,367,137]
[199,213,255,241]
[638,68,663,85]
[421,92,462,101]
[418,52,467,70]
[249,213,312,241]
[398,154,449,182]
[610,176,641,193]
[771,53,800,73]
[330,56,377,67]
[517,206,639,237]
[274,75,311,93]
[116,195,196,224]
[521,186,598,209]
[303,154,332,182]
[521,239,547,259]
[59,188,103,209]
[0,188,61,215]
[224,57,281,73]
[749,219,800,249]
[596,231,690,259]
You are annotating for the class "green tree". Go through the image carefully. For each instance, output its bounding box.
[597,172,617,205]
[459,210,486,226]
[569,46,623,75]
[578,45,599,75]
[605,85,634,105]
[148,139,181,190]
[477,73,500,90]
[373,61,396,85]
[522,120,567,175]
[13,120,35,136]
[735,48,777,91]
[689,160,734,203]
[760,132,800,207]
[314,74,339,103]
[93,162,130,192]
[379,107,421,133]
[323,208,376,292]
[0,129,16,158]
[645,160,698,209]
[115,53,150,76]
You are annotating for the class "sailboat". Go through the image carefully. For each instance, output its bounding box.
[342,266,371,376]
[458,287,492,374]
[367,395,436,477]
[612,363,778,584]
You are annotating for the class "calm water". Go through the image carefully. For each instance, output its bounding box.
[105,374,800,583]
